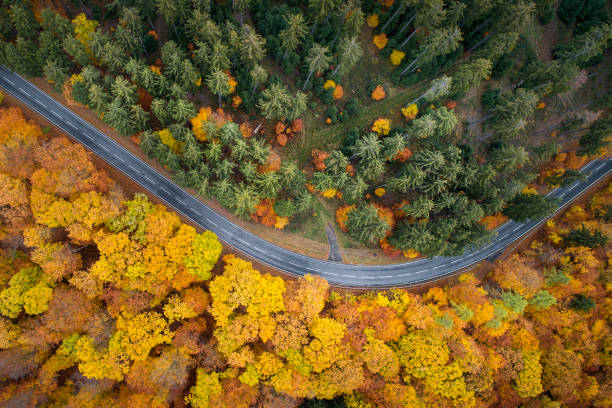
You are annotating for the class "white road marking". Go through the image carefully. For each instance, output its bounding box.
[236,238,249,246]
[18,87,29,96]
[288,261,300,267]
[500,233,509,240]
[177,198,186,205]
[253,246,264,253]
[207,219,218,227]
[144,175,154,183]
[35,99,47,108]
[115,155,125,163]
[513,225,522,232]
[432,265,443,269]
[128,164,138,173]
[189,207,198,213]
[269,254,281,261]
[221,228,231,235]
[582,160,596,170]
[51,111,62,118]
[450,259,461,264]
[67,122,77,129]
[560,192,567,198]
[99,144,109,151]
[595,163,605,171]
[415,269,428,274]
[159,187,171,195]
[3,77,15,86]
[568,183,578,191]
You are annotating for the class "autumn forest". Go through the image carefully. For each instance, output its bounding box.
[0,0,611,407]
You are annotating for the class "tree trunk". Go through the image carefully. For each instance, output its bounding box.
[148,17,156,31]
[468,34,490,53]
[400,55,420,75]
[400,27,419,48]
[302,70,314,90]
[380,4,405,32]
[252,122,262,136]
[331,62,341,77]
[218,93,221,107]
[468,17,492,37]
[397,13,417,36]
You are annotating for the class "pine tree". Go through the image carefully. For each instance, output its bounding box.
[206,70,231,107]
[346,204,391,245]
[257,83,294,121]
[303,44,331,89]
[279,13,308,59]
[332,36,363,77]
[451,58,492,96]
[240,25,266,67]
[250,65,269,94]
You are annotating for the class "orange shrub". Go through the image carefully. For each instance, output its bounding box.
[251,199,277,227]
[373,33,388,50]
[291,119,303,133]
[333,85,344,100]
[371,85,386,101]
[312,150,330,171]
[394,148,413,162]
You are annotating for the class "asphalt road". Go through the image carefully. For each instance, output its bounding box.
[1,66,610,288]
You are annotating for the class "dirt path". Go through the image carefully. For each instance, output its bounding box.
[325,223,343,262]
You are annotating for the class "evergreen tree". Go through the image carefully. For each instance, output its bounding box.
[206,70,231,107]
[503,193,560,222]
[303,43,331,89]
[346,204,391,245]
[332,36,363,77]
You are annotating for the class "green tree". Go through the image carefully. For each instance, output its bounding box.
[400,26,462,75]
[279,13,308,59]
[578,117,611,157]
[555,23,611,66]
[232,183,260,218]
[403,195,435,219]
[503,193,560,222]
[489,145,529,172]
[346,204,391,245]
[43,59,69,91]
[501,290,528,314]
[250,65,268,94]
[562,224,609,248]
[303,43,331,89]
[332,36,363,77]
[529,290,557,310]
[240,25,266,67]
[451,58,492,96]
[257,83,294,121]
[206,70,231,106]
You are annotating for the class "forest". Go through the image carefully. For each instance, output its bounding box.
[0,0,609,260]
[0,104,611,407]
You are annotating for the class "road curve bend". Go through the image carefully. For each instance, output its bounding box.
[1,66,610,288]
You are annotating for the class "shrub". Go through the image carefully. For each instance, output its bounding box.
[325,106,338,123]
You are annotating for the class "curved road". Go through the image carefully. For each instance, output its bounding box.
[1,66,610,287]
